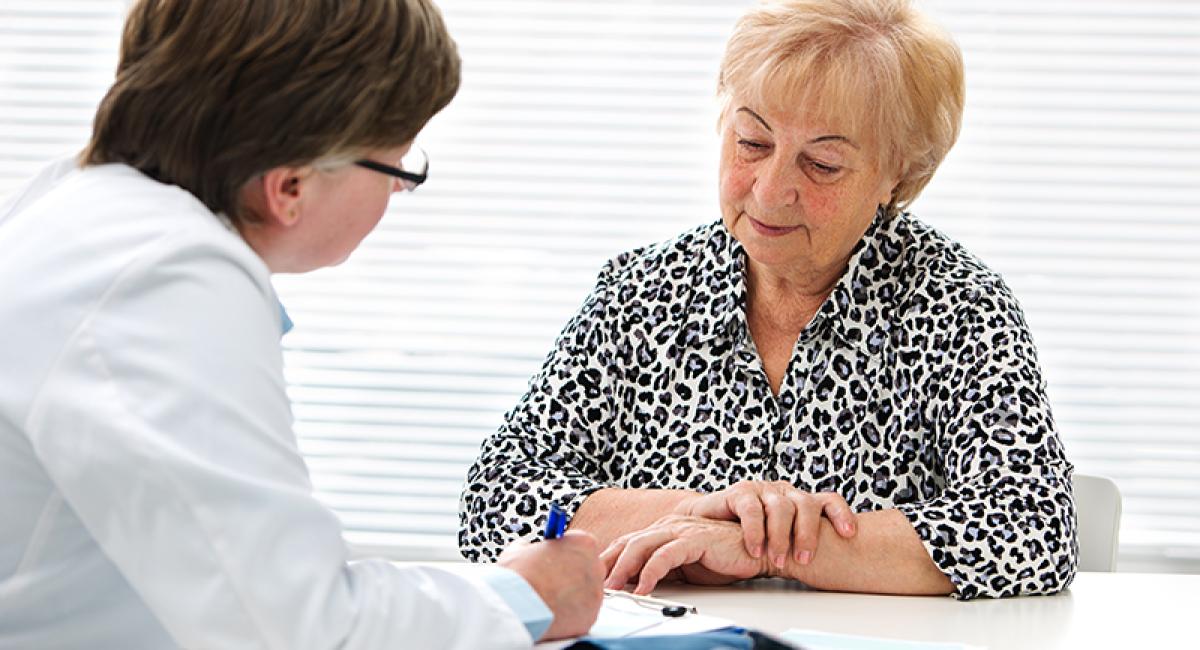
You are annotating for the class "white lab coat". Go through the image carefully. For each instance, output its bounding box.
[0,161,536,649]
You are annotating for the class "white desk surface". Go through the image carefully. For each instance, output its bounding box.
[652,572,1197,649]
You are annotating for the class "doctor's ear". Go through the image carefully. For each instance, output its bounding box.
[253,166,312,227]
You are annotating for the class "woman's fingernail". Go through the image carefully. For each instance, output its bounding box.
[773,554,785,568]
[799,551,812,565]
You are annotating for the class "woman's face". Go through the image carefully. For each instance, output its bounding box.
[719,97,896,282]
[296,144,412,270]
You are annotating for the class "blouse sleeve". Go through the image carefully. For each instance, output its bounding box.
[459,261,626,562]
[896,279,1078,600]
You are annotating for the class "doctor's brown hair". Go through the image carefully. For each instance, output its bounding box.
[80,0,460,226]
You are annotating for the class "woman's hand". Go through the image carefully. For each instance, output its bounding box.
[674,480,858,569]
[601,515,772,594]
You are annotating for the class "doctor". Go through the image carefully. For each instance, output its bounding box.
[0,0,603,647]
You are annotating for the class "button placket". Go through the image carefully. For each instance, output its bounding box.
[767,331,817,480]
[730,325,775,481]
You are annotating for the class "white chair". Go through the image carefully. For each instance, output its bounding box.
[1073,473,1122,572]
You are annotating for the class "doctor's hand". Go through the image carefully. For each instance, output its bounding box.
[601,515,772,595]
[498,530,605,641]
[674,480,858,571]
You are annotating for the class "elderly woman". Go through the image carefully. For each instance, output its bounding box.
[461,0,1076,601]
[0,1,604,647]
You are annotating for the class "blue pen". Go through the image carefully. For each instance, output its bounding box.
[543,502,567,540]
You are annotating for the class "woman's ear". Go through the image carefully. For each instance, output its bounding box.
[878,161,905,209]
[879,183,897,210]
[253,166,312,227]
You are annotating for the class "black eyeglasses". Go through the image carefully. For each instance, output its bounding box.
[354,147,428,192]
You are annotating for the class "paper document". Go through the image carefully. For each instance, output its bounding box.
[782,629,985,650]
[536,592,732,648]
[590,592,732,638]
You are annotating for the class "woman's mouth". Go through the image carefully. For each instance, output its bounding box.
[746,215,801,237]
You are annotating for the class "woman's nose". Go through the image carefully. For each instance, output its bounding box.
[753,157,799,209]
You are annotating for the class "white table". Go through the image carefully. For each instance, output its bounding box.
[652,572,1197,649]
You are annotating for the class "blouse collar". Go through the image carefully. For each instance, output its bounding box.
[684,209,906,357]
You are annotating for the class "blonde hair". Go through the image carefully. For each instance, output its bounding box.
[81,0,460,226]
[718,0,964,216]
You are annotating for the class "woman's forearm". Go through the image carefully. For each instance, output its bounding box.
[778,508,954,595]
[570,487,699,549]
[578,490,954,596]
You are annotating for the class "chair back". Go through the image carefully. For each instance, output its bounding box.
[1073,473,1122,572]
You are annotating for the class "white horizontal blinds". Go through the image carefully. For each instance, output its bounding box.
[283,0,1200,565]
[0,1,123,195]
[916,2,1200,569]
[275,0,744,558]
[2,1,1198,571]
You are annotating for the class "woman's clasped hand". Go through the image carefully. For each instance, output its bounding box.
[602,481,859,594]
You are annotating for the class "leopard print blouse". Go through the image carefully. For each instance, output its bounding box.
[459,211,1078,600]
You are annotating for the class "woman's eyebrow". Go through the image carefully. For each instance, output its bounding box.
[809,134,859,149]
[736,107,772,132]
[735,107,859,149]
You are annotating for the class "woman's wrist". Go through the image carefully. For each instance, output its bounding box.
[771,519,835,582]
[575,488,702,549]
[671,492,702,516]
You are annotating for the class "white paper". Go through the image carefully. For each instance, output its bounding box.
[535,593,733,647]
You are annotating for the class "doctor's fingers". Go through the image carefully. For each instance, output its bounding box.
[559,529,602,551]
[544,530,606,588]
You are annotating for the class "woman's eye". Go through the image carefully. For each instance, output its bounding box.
[807,159,842,176]
[736,139,769,152]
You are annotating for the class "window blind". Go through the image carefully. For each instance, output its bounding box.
[1,0,1197,571]
[0,2,124,185]
[917,0,1200,572]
